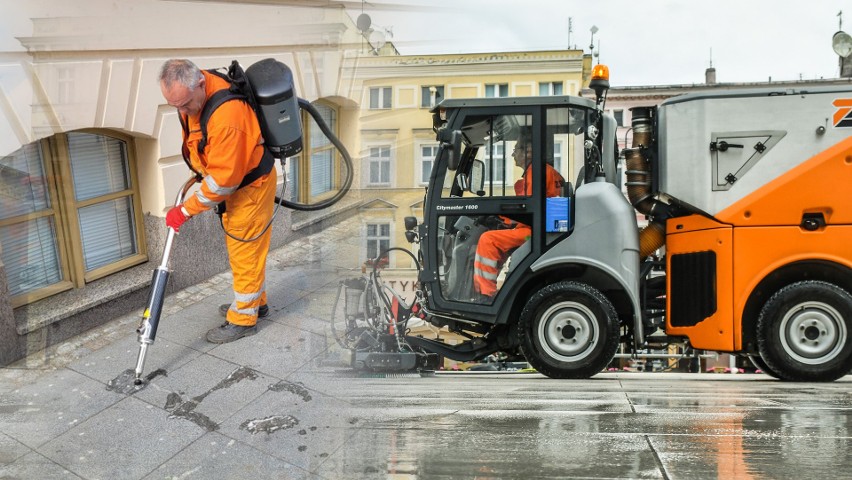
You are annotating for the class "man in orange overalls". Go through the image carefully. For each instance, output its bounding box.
[473,136,564,299]
[159,59,277,343]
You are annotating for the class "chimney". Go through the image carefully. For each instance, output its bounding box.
[705,67,717,84]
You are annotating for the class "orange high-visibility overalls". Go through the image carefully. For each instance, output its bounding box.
[473,164,564,297]
[182,71,277,326]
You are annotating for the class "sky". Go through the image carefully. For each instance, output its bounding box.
[0,0,849,87]
[348,0,851,86]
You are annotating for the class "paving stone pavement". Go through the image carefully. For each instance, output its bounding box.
[0,221,372,480]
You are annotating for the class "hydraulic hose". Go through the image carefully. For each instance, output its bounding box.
[275,98,354,211]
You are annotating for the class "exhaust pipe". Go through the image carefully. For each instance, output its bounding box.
[624,107,655,216]
[624,107,666,259]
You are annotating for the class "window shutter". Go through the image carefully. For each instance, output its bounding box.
[67,133,137,272]
[0,218,62,296]
[67,133,129,201]
[0,143,62,296]
[77,198,136,271]
[310,151,332,196]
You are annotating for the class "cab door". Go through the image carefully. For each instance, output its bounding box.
[422,107,547,322]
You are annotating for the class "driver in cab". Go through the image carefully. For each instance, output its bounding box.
[473,133,564,299]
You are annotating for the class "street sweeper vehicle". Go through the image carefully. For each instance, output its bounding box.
[372,66,852,381]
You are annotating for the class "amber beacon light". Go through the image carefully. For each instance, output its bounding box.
[591,64,610,82]
[589,64,610,105]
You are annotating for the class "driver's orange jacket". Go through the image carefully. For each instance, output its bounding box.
[475,164,564,297]
[498,164,565,227]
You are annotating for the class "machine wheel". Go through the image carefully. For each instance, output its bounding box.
[747,354,782,379]
[756,281,852,382]
[518,281,620,379]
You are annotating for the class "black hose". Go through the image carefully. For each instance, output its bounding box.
[275,98,354,211]
[372,247,422,277]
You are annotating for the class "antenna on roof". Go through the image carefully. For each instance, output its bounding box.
[568,17,573,49]
[709,47,713,68]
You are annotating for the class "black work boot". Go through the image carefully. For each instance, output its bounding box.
[218,304,269,318]
[206,322,257,344]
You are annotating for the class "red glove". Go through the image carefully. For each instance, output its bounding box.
[166,206,190,232]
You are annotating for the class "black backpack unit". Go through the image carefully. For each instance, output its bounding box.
[180,59,303,190]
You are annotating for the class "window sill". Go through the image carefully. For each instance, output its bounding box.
[290,198,365,232]
[13,261,152,336]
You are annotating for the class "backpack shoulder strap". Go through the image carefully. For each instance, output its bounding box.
[197,64,274,190]
[197,88,246,154]
[178,113,203,181]
[238,147,275,189]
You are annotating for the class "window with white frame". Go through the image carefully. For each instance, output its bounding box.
[539,81,563,96]
[613,109,624,127]
[485,83,509,98]
[421,86,444,108]
[0,132,146,307]
[367,146,392,186]
[369,87,392,109]
[418,143,438,185]
[365,223,391,263]
[553,141,563,172]
[479,142,508,184]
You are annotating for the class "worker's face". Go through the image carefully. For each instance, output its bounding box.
[512,142,531,168]
[161,78,206,117]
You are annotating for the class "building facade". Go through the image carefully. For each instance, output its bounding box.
[340,50,592,294]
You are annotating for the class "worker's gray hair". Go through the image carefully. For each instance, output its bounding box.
[158,59,203,90]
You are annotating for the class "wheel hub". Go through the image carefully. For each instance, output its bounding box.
[780,301,847,364]
[538,301,598,361]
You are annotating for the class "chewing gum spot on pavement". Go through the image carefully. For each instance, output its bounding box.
[268,380,312,402]
[162,366,261,432]
[240,415,299,435]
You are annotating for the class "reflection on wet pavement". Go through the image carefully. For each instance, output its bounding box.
[325,374,852,479]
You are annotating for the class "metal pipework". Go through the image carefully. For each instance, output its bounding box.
[624,107,655,215]
[624,107,668,260]
[133,176,198,385]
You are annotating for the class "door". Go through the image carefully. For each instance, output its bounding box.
[422,105,588,322]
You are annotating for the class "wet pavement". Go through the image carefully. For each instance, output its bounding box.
[2,226,852,479]
[340,373,852,479]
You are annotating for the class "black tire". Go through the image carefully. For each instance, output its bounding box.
[747,354,782,379]
[757,281,852,382]
[518,281,620,379]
